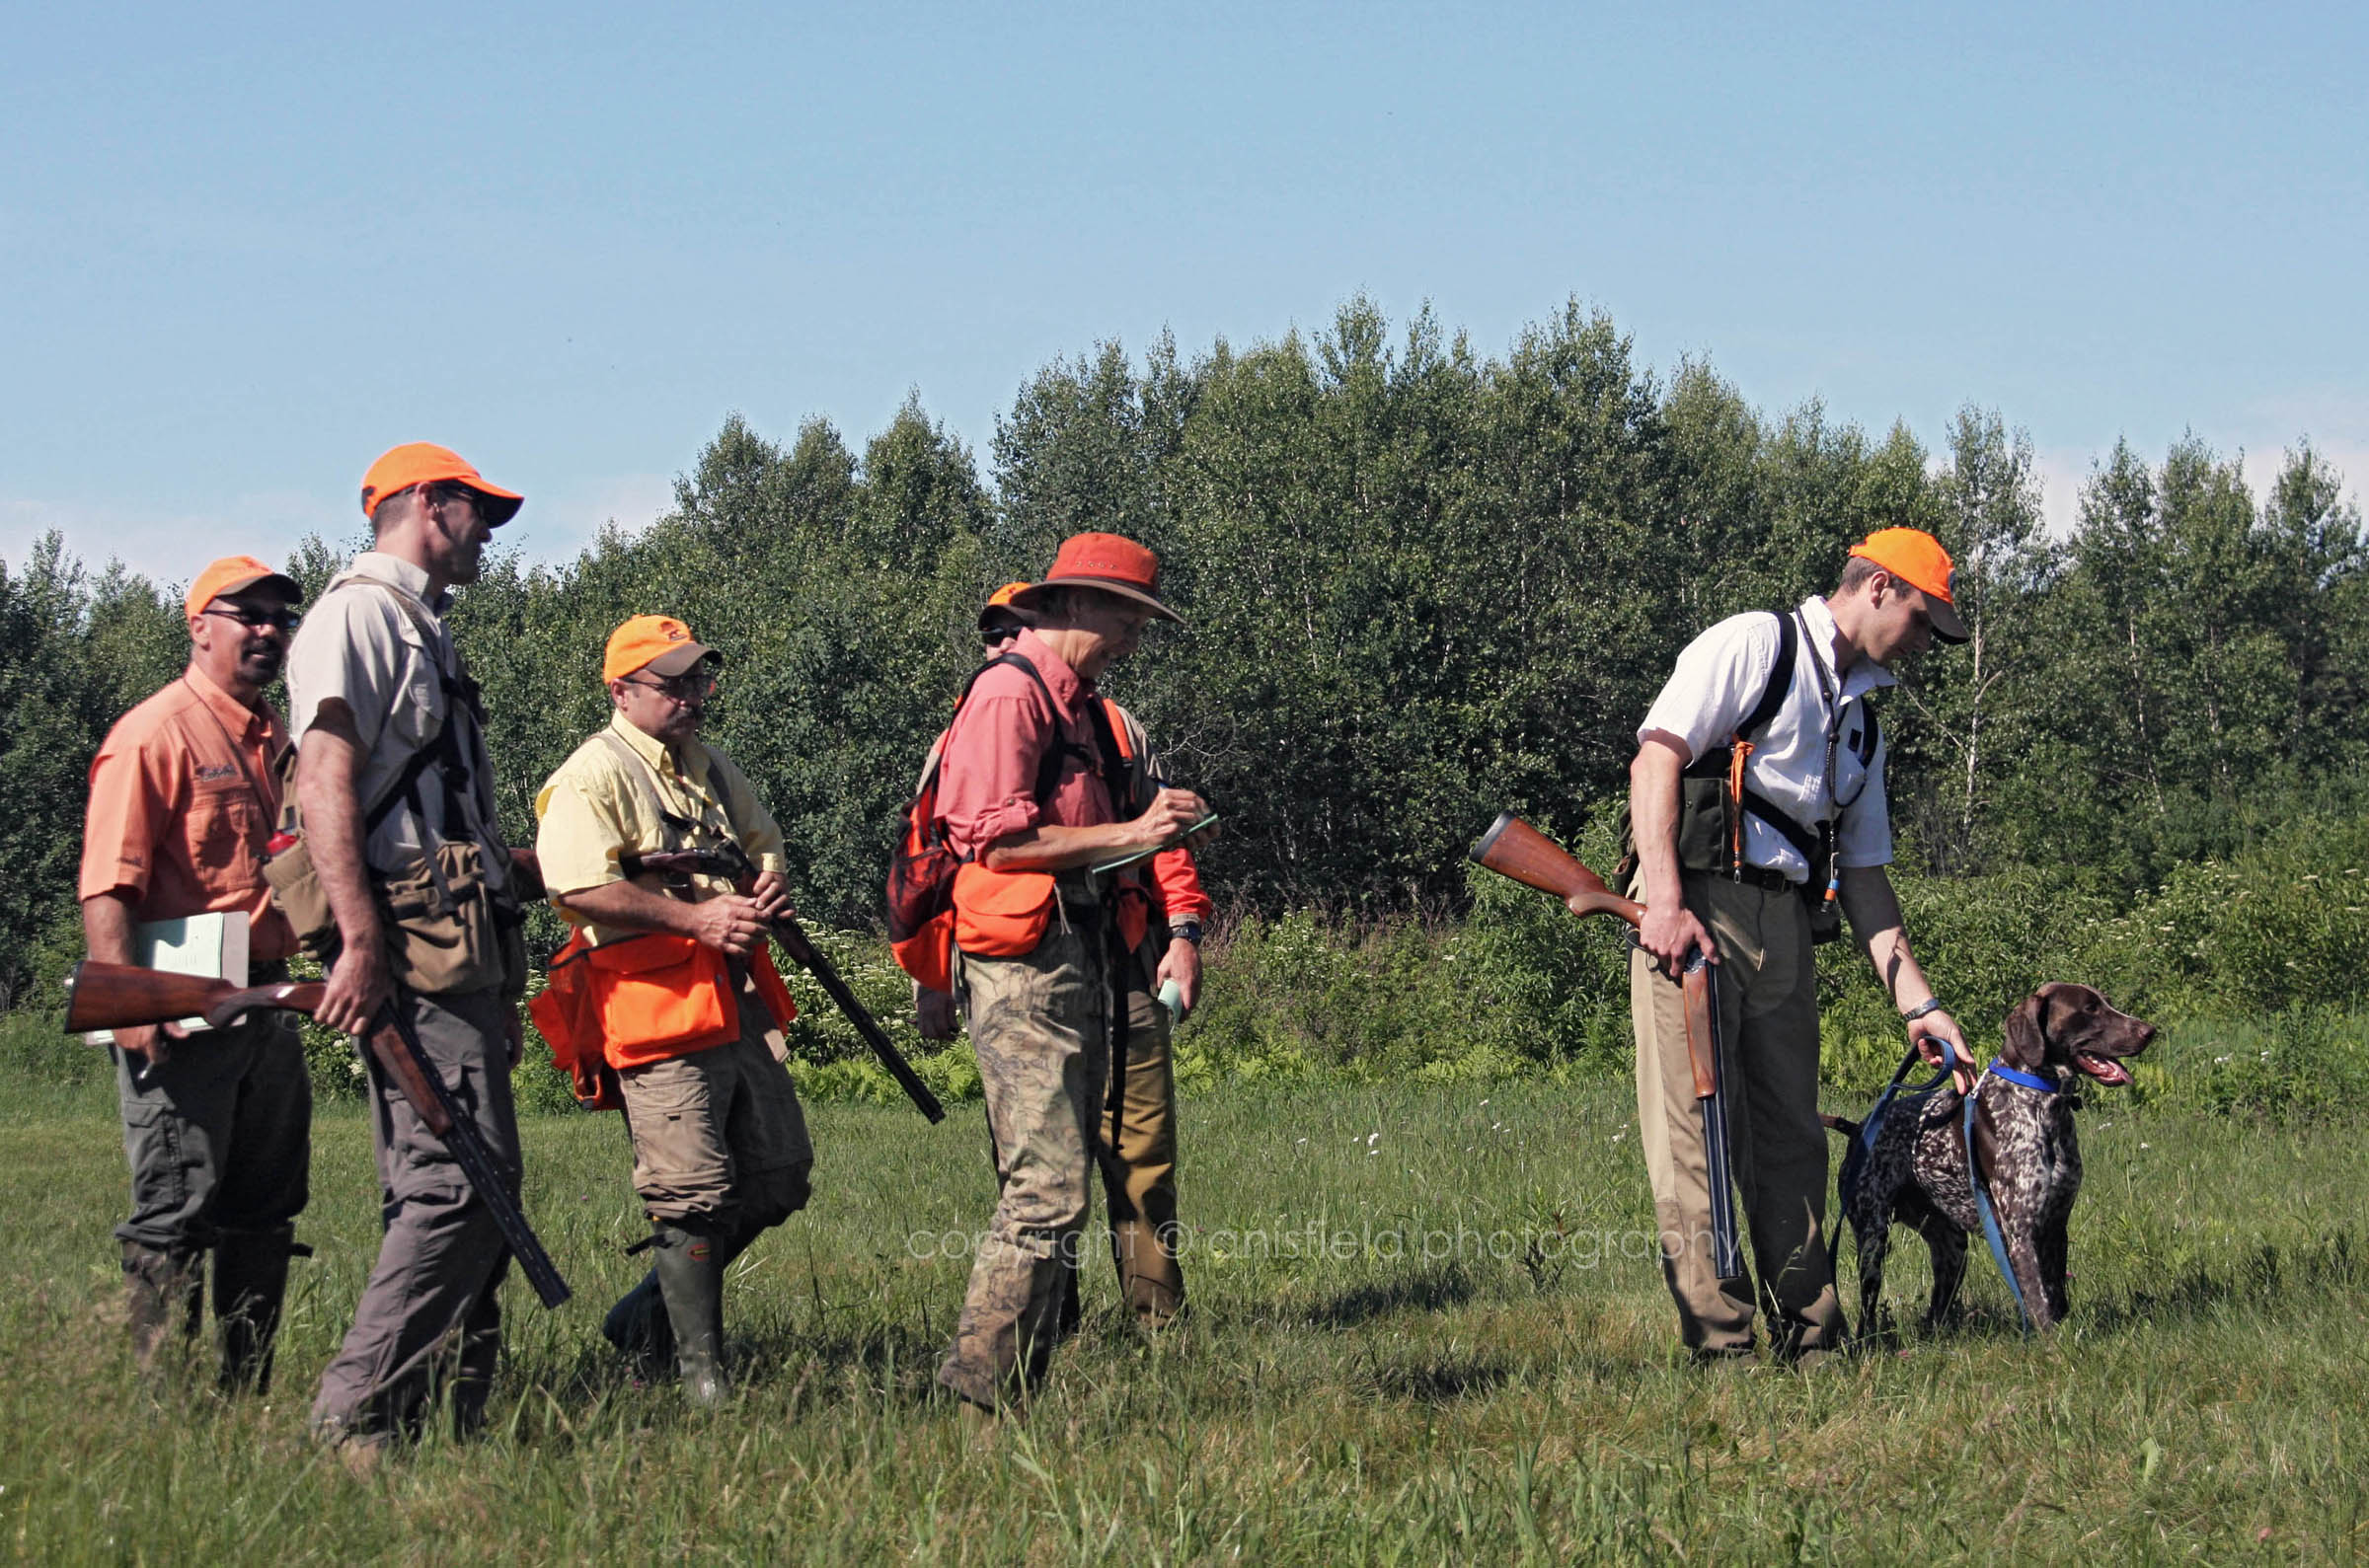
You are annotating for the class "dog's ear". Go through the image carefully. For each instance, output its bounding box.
[2003,989,2050,1072]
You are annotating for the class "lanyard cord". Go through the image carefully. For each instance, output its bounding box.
[1793,611,1869,821]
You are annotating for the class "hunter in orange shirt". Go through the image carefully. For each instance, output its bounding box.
[79,554,311,1390]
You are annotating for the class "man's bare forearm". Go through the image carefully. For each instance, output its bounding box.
[552,880,706,940]
[1630,736,1688,910]
[293,714,383,953]
[82,893,138,965]
[979,820,1155,873]
[1837,864,1934,1010]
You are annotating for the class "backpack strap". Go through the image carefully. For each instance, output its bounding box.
[325,573,489,838]
[1739,609,1797,741]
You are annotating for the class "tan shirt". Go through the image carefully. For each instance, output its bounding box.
[533,711,789,946]
[282,551,510,892]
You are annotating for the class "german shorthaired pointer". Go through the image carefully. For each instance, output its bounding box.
[1828,983,2156,1334]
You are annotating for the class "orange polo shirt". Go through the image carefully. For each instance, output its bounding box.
[80,666,296,962]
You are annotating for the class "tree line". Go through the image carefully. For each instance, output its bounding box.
[4,296,2363,1003]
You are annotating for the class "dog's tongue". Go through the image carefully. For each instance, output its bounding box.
[2077,1052,2131,1086]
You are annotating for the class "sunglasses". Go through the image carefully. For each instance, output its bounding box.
[627,669,719,702]
[204,607,302,633]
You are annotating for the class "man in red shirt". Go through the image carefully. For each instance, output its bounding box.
[80,555,311,1389]
[932,536,1212,1415]
[921,584,1212,1329]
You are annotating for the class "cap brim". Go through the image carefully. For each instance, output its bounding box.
[463,484,523,527]
[1013,577,1184,626]
[977,604,1032,632]
[205,571,305,608]
[644,642,721,678]
[1927,596,1968,644]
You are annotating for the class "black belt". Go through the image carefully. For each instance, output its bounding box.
[1727,865,1799,893]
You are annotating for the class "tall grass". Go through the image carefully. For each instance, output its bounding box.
[2,1069,2363,1561]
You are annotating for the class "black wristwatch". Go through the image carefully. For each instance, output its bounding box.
[1172,922,1204,946]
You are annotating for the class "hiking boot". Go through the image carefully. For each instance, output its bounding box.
[122,1241,202,1380]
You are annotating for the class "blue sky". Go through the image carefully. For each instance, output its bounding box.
[5,2,2362,590]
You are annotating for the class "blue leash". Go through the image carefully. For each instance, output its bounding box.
[1963,1056,2057,1333]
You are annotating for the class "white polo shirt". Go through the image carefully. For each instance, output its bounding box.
[1636,595,1893,882]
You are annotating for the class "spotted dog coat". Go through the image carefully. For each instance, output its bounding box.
[1831,983,2156,1334]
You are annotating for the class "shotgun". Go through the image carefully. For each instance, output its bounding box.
[1467,811,1744,1280]
[619,848,947,1125]
[63,959,573,1308]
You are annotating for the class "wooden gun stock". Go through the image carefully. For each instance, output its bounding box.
[63,960,326,1036]
[1467,811,1643,926]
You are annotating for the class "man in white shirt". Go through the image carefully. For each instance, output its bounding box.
[1620,527,1974,1364]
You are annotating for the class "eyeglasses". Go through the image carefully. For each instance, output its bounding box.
[204,608,302,633]
[627,669,719,702]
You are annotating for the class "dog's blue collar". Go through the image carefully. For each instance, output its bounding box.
[1985,1059,2058,1093]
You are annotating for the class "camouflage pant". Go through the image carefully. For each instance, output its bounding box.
[1630,871,1844,1356]
[937,907,1109,1409]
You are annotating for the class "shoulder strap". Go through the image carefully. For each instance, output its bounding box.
[595,727,699,845]
[945,652,1070,807]
[1738,610,1797,741]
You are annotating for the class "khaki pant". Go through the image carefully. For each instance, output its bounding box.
[1097,967,1184,1322]
[1630,872,1844,1357]
[619,978,813,1232]
[311,985,521,1444]
[938,903,1108,1409]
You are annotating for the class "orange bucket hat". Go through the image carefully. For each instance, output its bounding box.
[359,443,524,525]
[184,555,302,621]
[602,615,721,684]
[1011,534,1181,624]
[1849,528,1967,643]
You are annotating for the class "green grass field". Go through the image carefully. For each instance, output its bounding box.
[2,1047,2364,1563]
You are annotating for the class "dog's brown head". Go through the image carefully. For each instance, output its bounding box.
[2002,982,2156,1087]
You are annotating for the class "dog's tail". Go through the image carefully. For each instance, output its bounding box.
[1820,1112,1860,1138]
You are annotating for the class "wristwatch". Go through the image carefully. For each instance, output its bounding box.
[1172,921,1204,946]
[1900,997,1947,1023]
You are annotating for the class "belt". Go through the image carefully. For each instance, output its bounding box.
[250,958,292,983]
[1727,865,1799,894]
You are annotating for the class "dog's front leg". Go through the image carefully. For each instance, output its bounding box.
[1915,1209,1968,1331]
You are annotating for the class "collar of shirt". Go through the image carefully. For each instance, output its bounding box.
[348,550,451,614]
[1007,627,1093,708]
[605,709,715,792]
[1796,594,1898,706]
[182,661,282,748]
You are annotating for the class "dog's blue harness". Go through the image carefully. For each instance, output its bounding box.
[1838,1046,2056,1335]
[1965,1057,2057,1333]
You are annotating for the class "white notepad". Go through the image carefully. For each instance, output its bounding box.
[85,912,250,1046]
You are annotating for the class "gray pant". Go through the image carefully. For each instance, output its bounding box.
[310,986,521,1444]
[115,1010,311,1253]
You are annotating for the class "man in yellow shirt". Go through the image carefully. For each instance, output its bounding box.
[533,615,813,1403]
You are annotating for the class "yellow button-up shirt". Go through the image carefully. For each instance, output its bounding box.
[533,712,790,946]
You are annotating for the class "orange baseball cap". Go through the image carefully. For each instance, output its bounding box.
[359,443,523,525]
[602,615,721,683]
[978,580,1032,631]
[185,555,301,621]
[1849,528,1967,643]
[1012,534,1182,624]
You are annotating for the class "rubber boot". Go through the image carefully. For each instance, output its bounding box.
[652,1225,730,1407]
[212,1229,302,1394]
[606,1221,757,1382]
[1112,1220,1185,1328]
[600,1268,672,1382]
[122,1241,203,1381]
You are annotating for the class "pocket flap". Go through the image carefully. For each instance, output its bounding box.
[952,863,1056,917]
[586,933,707,974]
